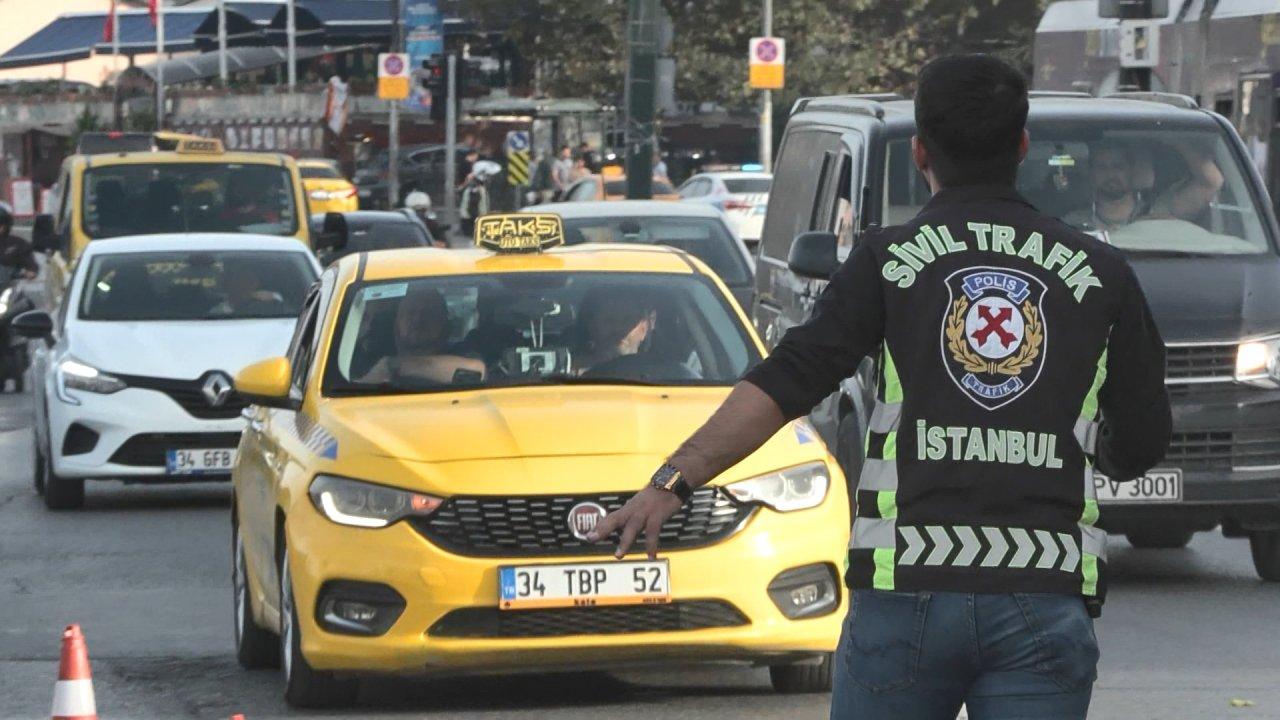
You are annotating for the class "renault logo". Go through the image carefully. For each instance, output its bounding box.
[566,502,608,541]
[201,372,234,408]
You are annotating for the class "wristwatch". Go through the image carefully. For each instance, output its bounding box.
[649,463,694,503]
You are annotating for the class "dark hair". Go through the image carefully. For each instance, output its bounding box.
[915,54,1028,187]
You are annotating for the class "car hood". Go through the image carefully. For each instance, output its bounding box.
[69,318,298,379]
[1130,254,1280,342]
[322,385,819,464]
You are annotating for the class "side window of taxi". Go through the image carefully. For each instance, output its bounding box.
[285,292,321,401]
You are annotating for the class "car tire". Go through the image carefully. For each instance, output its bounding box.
[769,653,833,694]
[1249,530,1280,582]
[234,529,280,669]
[1125,529,1195,549]
[280,542,358,708]
[42,447,84,510]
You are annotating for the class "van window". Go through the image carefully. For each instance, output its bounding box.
[760,130,843,260]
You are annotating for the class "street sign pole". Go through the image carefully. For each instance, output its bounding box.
[625,0,658,200]
[388,0,403,208]
[760,0,772,172]
[218,0,228,86]
[286,0,297,89]
[444,53,458,231]
[155,0,165,130]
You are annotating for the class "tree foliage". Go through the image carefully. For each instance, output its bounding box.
[462,0,1048,109]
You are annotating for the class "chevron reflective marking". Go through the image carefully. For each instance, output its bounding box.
[1035,529,1060,569]
[869,401,901,434]
[857,458,898,491]
[924,525,954,566]
[850,516,897,549]
[981,526,1009,567]
[1008,528,1035,568]
[1058,532,1080,573]
[950,525,979,566]
[899,526,926,565]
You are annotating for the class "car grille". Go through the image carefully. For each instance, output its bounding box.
[1164,429,1280,471]
[427,600,749,639]
[115,373,247,420]
[408,488,752,558]
[1165,343,1236,383]
[108,432,242,467]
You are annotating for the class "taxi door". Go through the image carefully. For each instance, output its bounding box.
[39,165,76,308]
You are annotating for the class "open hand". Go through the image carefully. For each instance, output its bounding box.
[586,486,684,560]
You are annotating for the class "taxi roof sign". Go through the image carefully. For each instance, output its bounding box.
[475,213,564,253]
[175,137,225,155]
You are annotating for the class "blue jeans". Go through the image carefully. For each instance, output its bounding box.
[831,590,1098,720]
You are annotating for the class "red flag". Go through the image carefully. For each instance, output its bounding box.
[102,0,116,43]
[148,0,158,26]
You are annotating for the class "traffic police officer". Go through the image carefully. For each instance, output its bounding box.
[591,55,1171,719]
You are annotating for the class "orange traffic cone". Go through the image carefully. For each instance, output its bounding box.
[50,624,97,720]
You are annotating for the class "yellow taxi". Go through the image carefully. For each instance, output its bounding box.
[33,137,311,298]
[230,214,849,708]
[298,158,359,214]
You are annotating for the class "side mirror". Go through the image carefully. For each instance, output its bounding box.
[235,357,297,410]
[787,231,839,280]
[12,310,53,340]
[31,215,57,254]
[315,212,349,252]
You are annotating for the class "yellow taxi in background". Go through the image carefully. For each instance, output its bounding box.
[33,137,310,299]
[298,158,359,214]
[230,213,850,708]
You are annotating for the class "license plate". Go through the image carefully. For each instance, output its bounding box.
[499,560,670,610]
[1094,469,1182,503]
[165,448,237,475]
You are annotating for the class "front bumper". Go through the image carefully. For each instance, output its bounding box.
[286,493,850,675]
[1098,383,1280,532]
[48,384,243,481]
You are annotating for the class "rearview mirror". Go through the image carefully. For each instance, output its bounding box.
[315,212,349,253]
[235,357,297,410]
[31,215,57,254]
[787,231,839,280]
[12,310,53,341]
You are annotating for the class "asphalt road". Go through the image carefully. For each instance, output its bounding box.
[1,389,1279,719]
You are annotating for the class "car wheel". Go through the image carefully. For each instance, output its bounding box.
[234,529,280,669]
[42,446,84,510]
[1125,529,1195,549]
[1249,530,1280,582]
[280,542,358,708]
[769,653,833,694]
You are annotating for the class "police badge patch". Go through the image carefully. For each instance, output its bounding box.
[941,267,1048,410]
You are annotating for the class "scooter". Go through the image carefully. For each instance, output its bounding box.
[0,267,35,393]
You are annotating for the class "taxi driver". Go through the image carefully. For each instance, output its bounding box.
[1076,140,1224,231]
[577,289,656,373]
[361,287,486,385]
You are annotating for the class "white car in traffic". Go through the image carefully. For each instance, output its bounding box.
[677,171,772,252]
[20,234,320,509]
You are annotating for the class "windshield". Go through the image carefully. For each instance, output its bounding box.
[562,216,750,285]
[883,120,1272,255]
[79,250,316,321]
[300,165,342,179]
[82,162,299,239]
[723,178,772,194]
[324,272,760,396]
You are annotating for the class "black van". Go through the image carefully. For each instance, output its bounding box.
[755,92,1280,580]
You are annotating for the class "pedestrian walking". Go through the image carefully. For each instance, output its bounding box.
[653,149,669,182]
[552,145,574,199]
[589,54,1171,720]
[530,151,555,205]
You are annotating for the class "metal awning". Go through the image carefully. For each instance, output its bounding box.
[267,0,393,44]
[0,9,205,70]
[135,44,362,85]
[191,1,285,48]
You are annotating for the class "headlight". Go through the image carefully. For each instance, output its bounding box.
[309,475,443,528]
[57,358,127,398]
[725,462,830,512]
[1236,336,1280,388]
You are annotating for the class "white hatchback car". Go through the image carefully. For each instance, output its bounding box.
[676,171,772,252]
[20,234,320,509]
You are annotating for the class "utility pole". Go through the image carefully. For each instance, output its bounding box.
[388,0,403,208]
[444,54,458,232]
[286,0,297,89]
[155,0,165,130]
[760,0,773,171]
[625,0,658,199]
[218,0,228,86]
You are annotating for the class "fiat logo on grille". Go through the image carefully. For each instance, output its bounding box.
[566,502,608,541]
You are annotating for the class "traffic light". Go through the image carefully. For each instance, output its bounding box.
[421,54,446,93]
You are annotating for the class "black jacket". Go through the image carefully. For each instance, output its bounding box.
[745,185,1171,598]
[0,234,37,278]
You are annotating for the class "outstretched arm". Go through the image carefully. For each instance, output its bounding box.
[1151,142,1224,220]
